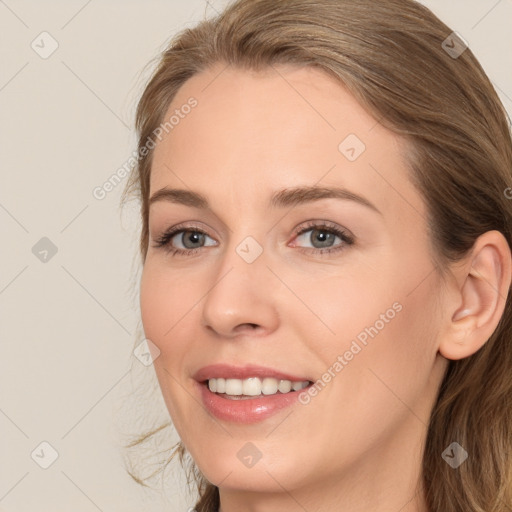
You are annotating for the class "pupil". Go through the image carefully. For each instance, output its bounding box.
[313,229,334,248]
[184,232,204,248]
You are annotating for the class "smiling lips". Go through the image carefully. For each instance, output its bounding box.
[194,364,313,423]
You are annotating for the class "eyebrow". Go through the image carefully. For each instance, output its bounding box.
[149,185,381,214]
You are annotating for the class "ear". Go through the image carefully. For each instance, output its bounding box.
[439,230,512,360]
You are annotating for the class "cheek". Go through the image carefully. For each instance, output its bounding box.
[288,270,404,363]
[347,278,442,412]
[139,264,196,428]
[139,263,190,349]
[312,265,441,418]
[304,287,440,465]
[140,267,166,344]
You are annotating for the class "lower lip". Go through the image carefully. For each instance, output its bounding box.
[196,381,309,424]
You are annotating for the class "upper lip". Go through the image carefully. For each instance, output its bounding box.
[193,364,312,383]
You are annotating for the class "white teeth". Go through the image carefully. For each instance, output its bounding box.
[278,379,292,393]
[216,378,226,394]
[262,377,278,395]
[292,381,308,391]
[207,377,310,397]
[242,377,262,396]
[225,378,243,395]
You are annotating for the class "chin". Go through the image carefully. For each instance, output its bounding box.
[197,461,295,493]
[186,437,311,494]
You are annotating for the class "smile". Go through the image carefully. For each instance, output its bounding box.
[193,364,314,423]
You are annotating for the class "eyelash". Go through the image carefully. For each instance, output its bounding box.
[152,220,355,258]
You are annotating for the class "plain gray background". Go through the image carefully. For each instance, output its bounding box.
[1,1,511,510]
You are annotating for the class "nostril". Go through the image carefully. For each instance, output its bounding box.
[230,323,261,336]
[238,323,259,330]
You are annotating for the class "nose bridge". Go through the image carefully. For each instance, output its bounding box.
[200,227,277,337]
[213,196,270,273]
[222,217,270,282]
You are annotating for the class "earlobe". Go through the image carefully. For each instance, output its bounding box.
[439,230,512,361]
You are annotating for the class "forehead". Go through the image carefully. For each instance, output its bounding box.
[149,63,424,221]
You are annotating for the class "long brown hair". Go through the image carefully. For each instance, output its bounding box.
[122,1,512,510]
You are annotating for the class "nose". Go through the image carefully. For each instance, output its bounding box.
[200,245,279,339]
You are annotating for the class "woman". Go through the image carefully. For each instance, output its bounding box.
[122,0,512,510]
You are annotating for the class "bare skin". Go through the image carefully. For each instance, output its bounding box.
[139,63,511,512]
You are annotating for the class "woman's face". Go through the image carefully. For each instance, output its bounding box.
[140,63,449,506]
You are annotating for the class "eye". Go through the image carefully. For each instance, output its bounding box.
[291,221,354,255]
[152,223,217,256]
[152,220,354,257]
